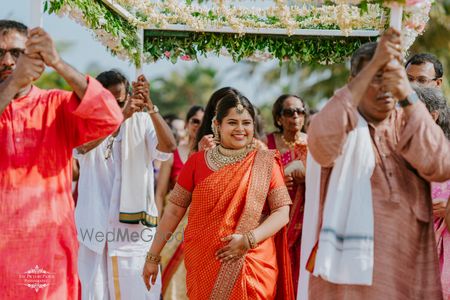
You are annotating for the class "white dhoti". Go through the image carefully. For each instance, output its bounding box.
[78,244,162,300]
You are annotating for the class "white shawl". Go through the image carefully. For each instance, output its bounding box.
[313,113,375,285]
[119,113,156,226]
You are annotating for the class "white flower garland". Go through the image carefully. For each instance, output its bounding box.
[50,0,432,64]
[119,0,385,35]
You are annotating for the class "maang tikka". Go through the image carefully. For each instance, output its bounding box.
[236,98,244,114]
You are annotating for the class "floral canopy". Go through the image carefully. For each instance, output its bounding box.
[44,0,432,66]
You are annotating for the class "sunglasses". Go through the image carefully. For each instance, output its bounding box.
[189,118,201,125]
[0,48,25,60]
[281,108,305,117]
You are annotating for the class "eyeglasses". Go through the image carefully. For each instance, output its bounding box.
[0,48,25,60]
[189,118,201,125]
[281,108,305,117]
[407,75,438,85]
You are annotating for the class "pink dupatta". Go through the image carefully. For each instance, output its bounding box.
[432,180,450,298]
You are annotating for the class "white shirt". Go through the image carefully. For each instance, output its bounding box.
[75,112,171,256]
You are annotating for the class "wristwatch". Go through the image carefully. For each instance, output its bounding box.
[148,105,159,114]
[398,92,419,108]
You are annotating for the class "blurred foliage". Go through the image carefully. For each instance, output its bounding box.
[34,70,72,90]
[258,102,276,134]
[34,41,74,90]
[150,65,219,117]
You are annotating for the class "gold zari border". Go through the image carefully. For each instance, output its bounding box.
[168,183,192,208]
[209,150,276,300]
[268,186,292,211]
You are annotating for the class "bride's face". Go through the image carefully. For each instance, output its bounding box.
[217,108,254,150]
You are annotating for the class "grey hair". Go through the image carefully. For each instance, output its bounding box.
[413,85,450,139]
[350,42,377,77]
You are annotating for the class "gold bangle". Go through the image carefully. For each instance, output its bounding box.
[243,233,251,250]
[146,252,161,264]
[246,231,258,249]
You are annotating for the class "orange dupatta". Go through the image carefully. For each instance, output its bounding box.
[182,150,294,300]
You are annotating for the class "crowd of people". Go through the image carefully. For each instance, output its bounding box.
[0,19,449,300]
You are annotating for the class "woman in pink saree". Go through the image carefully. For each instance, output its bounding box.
[266,94,308,297]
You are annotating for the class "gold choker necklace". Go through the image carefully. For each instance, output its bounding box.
[281,133,304,149]
[207,145,250,170]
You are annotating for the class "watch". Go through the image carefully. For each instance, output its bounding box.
[148,105,159,114]
[398,92,419,108]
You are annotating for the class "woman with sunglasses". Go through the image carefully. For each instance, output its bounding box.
[155,105,204,300]
[266,94,308,297]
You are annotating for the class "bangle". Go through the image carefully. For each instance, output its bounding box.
[243,233,251,250]
[146,252,161,264]
[246,231,258,249]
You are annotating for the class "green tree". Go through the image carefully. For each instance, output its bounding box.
[34,70,72,90]
[150,65,219,116]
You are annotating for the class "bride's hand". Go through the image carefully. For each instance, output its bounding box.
[215,234,249,262]
[142,261,159,291]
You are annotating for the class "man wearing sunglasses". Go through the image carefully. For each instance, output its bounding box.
[0,20,123,299]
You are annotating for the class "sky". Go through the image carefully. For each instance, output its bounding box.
[2,0,283,105]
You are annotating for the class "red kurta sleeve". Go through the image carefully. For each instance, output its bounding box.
[397,102,450,182]
[63,76,123,148]
[307,86,358,167]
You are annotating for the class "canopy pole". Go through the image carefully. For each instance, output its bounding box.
[135,28,144,78]
[389,3,403,65]
[30,0,44,28]
[389,3,403,31]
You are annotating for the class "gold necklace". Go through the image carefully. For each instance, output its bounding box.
[207,145,251,170]
[281,133,302,149]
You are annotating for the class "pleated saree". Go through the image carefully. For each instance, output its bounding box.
[168,149,295,300]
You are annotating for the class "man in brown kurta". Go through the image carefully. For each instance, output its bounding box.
[307,29,450,299]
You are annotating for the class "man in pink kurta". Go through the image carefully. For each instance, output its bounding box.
[307,29,450,299]
[0,20,123,299]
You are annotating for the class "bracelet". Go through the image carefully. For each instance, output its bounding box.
[146,252,161,264]
[246,231,258,249]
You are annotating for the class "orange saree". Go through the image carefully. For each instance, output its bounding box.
[168,149,295,300]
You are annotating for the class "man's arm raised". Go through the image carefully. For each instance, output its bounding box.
[0,77,20,114]
[25,27,87,99]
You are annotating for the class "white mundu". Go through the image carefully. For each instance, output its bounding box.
[75,113,171,300]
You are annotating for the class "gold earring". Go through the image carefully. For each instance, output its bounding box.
[247,137,257,150]
[211,117,220,144]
